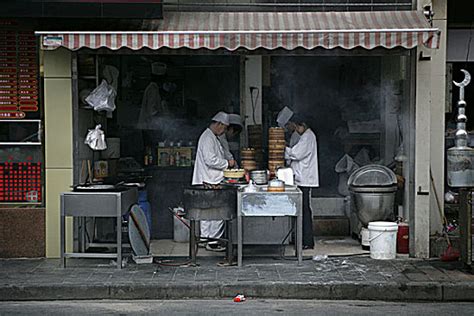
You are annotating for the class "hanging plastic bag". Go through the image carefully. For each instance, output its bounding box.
[84,124,107,151]
[335,154,359,196]
[85,80,116,112]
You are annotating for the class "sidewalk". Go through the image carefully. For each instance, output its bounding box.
[1,255,473,302]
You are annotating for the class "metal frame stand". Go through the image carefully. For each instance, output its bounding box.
[188,219,234,266]
[237,190,303,267]
[60,189,137,270]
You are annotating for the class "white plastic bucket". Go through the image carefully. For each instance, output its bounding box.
[368,221,398,260]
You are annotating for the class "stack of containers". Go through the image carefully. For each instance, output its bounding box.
[247,125,263,168]
[241,148,257,172]
[268,127,286,174]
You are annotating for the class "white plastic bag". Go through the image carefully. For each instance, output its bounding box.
[84,124,107,151]
[85,80,116,112]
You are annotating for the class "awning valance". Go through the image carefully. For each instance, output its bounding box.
[37,11,440,51]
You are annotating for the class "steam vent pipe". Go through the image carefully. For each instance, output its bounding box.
[447,69,474,187]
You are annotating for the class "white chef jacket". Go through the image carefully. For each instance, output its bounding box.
[137,82,165,129]
[218,134,234,161]
[285,128,319,187]
[289,131,301,147]
[192,128,229,185]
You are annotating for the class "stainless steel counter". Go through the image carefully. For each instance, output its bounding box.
[237,185,303,267]
[60,188,138,269]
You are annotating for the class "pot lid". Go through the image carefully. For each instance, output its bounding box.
[347,164,397,187]
[128,204,150,256]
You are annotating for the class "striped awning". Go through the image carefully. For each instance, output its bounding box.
[37,11,440,51]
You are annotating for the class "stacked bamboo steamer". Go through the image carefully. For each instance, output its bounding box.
[241,148,257,172]
[247,125,263,167]
[268,127,286,174]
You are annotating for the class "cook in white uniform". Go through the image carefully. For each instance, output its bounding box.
[276,106,300,147]
[285,116,319,249]
[218,113,243,161]
[137,62,168,129]
[192,111,236,251]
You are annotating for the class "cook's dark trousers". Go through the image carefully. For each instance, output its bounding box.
[299,186,314,248]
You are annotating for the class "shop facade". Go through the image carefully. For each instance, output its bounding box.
[35,3,447,259]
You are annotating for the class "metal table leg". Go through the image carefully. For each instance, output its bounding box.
[237,213,243,267]
[116,198,122,270]
[60,195,66,268]
[226,220,234,265]
[189,220,197,265]
[297,213,303,265]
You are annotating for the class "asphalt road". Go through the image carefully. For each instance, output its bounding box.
[0,300,472,315]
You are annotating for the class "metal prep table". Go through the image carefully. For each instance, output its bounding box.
[60,188,138,269]
[237,186,303,267]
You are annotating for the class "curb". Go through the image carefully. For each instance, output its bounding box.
[0,281,471,302]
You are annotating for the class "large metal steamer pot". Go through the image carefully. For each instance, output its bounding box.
[183,185,237,221]
[348,165,398,226]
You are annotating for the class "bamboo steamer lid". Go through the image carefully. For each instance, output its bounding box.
[268,144,286,150]
[268,139,286,144]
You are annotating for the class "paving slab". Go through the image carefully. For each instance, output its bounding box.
[0,256,472,302]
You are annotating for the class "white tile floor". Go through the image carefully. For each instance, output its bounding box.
[150,237,369,257]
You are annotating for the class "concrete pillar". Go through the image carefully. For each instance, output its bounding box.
[429,0,447,235]
[411,0,447,258]
[43,48,73,258]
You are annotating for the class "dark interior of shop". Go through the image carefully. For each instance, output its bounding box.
[75,53,408,240]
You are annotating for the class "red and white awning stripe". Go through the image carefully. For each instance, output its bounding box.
[37,11,440,51]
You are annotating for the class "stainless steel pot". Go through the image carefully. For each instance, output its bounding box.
[250,170,268,184]
[348,165,397,226]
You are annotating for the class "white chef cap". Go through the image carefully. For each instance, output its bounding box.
[212,111,230,126]
[276,106,294,127]
[228,114,243,127]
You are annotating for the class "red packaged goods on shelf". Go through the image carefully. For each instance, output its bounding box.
[0,41,17,47]
[0,52,16,57]
[0,63,17,68]
[0,106,19,111]
[18,89,38,95]
[0,68,17,73]
[0,79,17,84]
[0,83,17,89]
[0,95,17,100]
[19,95,37,100]
[18,52,36,57]
[0,111,25,119]
[18,84,35,89]
[0,73,16,79]
[18,79,37,84]
[17,47,36,52]
[0,57,16,63]
[19,105,38,112]
[19,58,35,63]
[0,93,17,98]
[18,74,36,79]
[18,68,37,74]
[0,100,17,106]
[19,100,38,106]
[18,63,36,68]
